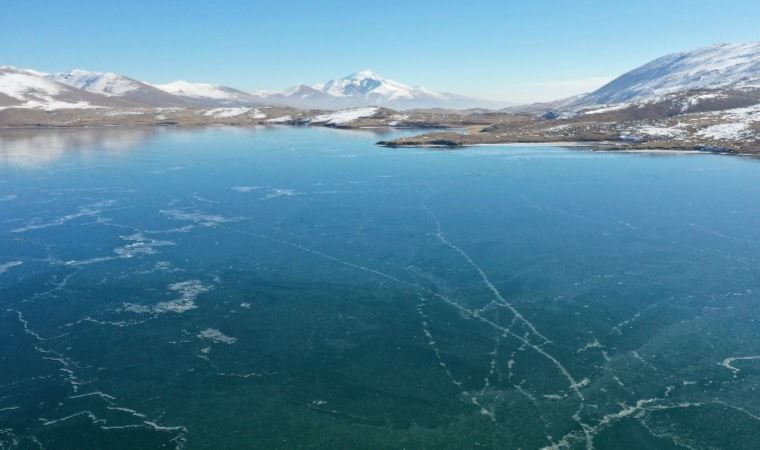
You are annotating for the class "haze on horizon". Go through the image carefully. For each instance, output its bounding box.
[2,0,759,103]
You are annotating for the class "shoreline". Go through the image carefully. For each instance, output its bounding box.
[0,122,754,157]
[377,138,747,155]
[381,141,744,156]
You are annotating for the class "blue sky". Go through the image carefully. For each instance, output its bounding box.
[2,0,759,102]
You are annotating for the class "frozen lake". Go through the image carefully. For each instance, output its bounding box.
[2,126,760,449]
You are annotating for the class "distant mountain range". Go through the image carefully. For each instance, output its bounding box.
[265,69,505,109]
[0,67,506,111]
[0,66,195,110]
[151,69,506,110]
[2,42,759,115]
[48,69,198,108]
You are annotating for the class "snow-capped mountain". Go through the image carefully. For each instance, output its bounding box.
[49,70,195,107]
[0,66,111,110]
[151,80,264,106]
[321,69,444,101]
[267,69,497,109]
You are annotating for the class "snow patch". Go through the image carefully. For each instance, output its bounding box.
[0,68,101,110]
[311,107,379,125]
[583,103,631,115]
[697,123,753,140]
[0,72,62,100]
[203,107,265,119]
[636,125,686,138]
[265,115,293,123]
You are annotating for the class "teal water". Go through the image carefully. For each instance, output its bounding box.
[2,127,760,449]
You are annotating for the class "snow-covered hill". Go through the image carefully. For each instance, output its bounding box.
[0,66,107,110]
[151,80,264,106]
[49,70,196,107]
[506,42,760,119]
[47,69,142,97]
[582,42,760,106]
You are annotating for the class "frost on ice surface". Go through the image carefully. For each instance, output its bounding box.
[231,186,263,192]
[310,107,379,125]
[113,233,175,259]
[197,328,237,344]
[160,208,238,227]
[123,280,211,314]
[0,261,23,274]
[262,188,297,199]
[232,186,263,192]
[63,233,175,266]
[202,107,265,119]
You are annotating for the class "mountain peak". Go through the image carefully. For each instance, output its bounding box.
[321,69,411,99]
[347,69,382,80]
[68,68,112,76]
